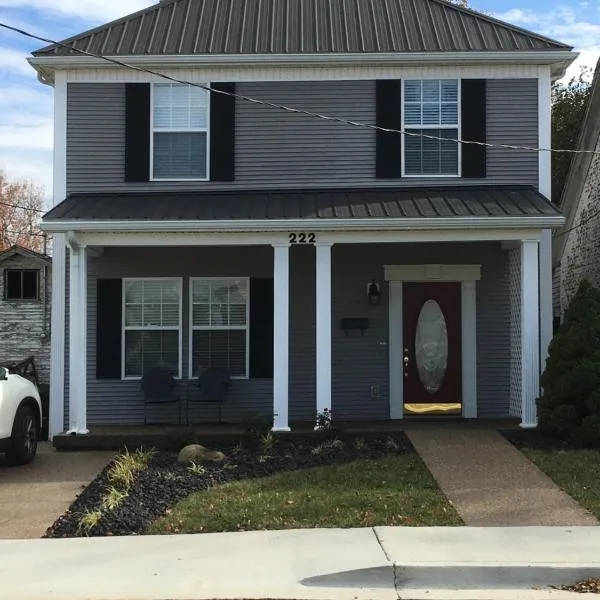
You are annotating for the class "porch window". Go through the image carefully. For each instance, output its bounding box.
[189,278,249,378]
[122,278,182,379]
[403,79,460,176]
[151,83,209,180]
[4,269,39,300]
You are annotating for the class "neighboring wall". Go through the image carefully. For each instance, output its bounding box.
[66,79,538,194]
[560,135,600,311]
[0,255,51,383]
[82,242,509,425]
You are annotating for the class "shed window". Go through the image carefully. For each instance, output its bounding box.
[5,270,39,300]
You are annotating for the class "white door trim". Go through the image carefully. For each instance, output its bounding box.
[385,264,481,419]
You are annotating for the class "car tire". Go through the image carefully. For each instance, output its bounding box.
[6,404,38,466]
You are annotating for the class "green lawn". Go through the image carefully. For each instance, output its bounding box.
[523,449,600,519]
[149,455,461,534]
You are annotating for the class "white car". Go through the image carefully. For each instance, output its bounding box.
[0,367,42,465]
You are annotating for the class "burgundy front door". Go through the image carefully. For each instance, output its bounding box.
[402,282,462,405]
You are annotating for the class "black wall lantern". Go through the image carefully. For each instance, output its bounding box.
[367,280,381,306]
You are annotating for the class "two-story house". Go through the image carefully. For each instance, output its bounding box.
[29,0,576,440]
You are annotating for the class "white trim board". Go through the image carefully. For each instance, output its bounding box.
[385,264,481,419]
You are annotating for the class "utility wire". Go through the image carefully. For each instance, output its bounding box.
[0,200,45,213]
[555,205,600,238]
[2,21,599,156]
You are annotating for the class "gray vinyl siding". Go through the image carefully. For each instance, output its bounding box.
[77,242,509,426]
[66,79,539,194]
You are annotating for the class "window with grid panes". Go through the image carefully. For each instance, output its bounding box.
[403,79,460,176]
[190,279,248,378]
[123,279,181,378]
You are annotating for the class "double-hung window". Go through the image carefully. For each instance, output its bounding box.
[123,278,182,379]
[190,278,249,379]
[403,79,460,176]
[152,83,209,180]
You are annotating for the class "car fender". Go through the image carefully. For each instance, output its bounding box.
[0,374,42,440]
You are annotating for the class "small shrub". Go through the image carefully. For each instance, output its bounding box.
[314,408,342,441]
[102,487,129,512]
[108,447,157,491]
[537,280,600,447]
[385,437,400,451]
[353,437,366,451]
[311,438,344,455]
[188,462,205,475]
[77,510,102,536]
[260,431,275,453]
[241,412,273,445]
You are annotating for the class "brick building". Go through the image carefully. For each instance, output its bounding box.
[554,59,600,318]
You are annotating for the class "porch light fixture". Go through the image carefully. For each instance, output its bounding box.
[367,280,381,306]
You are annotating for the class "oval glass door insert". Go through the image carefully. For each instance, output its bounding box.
[415,299,448,393]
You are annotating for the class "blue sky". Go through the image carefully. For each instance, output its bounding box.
[0,0,598,198]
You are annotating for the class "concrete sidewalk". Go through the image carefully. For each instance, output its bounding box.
[406,426,597,526]
[0,443,113,539]
[1,527,599,600]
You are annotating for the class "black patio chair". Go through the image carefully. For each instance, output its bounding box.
[140,367,182,425]
[185,367,231,424]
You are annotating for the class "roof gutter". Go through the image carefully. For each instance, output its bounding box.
[28,50,577,83]
[41,215,565,234]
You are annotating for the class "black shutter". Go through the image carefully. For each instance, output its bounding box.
[125,83,151,182]
[210,82,236,181]
[461,79,487,179]
[96,279,122,379]
[249,278,274,378]
[376,80,402,179]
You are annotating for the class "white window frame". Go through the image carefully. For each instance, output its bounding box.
[150,83,211,182]
[188,277,250,380]
[401,78,462,178]
[121,277,183,380]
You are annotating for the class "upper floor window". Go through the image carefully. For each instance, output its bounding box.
[152,83,209,181]
[4,269,39,300]
[403,79,460,177]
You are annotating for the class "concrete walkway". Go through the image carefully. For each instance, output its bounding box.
[405,425,597,526]
[1,527,599,600]
[0,443,113,539]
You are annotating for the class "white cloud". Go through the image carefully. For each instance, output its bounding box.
[494,6,600,80]
[0,150,53,196]
[0,47,35,77]
[0,0,153,22]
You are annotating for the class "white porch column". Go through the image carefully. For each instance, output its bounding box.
[272,243,290,432]
[315,243,333,419]
[521,239,540,428]
[49,236,66,439]
[48,72,68,440]
[67,242,88,435]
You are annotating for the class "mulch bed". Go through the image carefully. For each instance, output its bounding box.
[44,433,413,538]
[500,428,580,452]
[553,579,600,594]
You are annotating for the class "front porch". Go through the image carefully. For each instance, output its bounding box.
[52,418,522,451]
[41,187,562,439]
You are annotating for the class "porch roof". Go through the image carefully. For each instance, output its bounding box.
[44,186,561,229]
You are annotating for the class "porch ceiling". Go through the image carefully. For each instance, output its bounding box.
[44,186,561,227]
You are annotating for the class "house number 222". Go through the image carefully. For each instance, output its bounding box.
[289,233,316,244]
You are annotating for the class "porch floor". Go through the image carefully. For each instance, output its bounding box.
[53,419,520,451]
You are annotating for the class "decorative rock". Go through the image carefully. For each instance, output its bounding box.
[177,445,226,464]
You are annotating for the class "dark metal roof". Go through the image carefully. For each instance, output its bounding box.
[44,186,561,222]
[33,0,571,57]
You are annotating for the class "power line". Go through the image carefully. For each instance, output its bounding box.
[0,200,45,213]
[2,21,599,156]
[2,229,46,238]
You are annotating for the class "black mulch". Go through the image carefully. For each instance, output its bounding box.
[44,433,413,538]
[500,428,580,452]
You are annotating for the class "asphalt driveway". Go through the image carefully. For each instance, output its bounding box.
[0,442,113,539]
